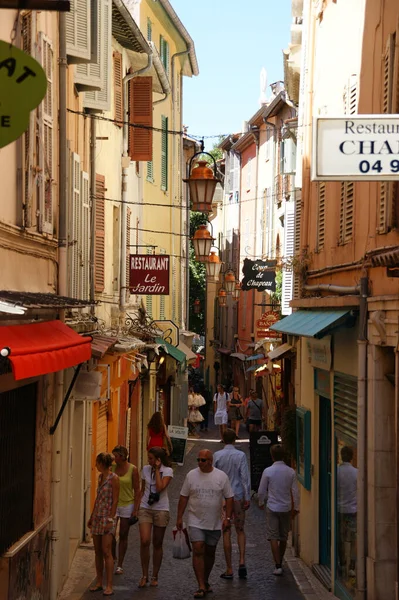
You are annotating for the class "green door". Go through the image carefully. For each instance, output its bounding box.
[319,396,332,567]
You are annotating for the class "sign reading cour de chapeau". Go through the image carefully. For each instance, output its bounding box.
[241,258,276,292]
[313,115,399,181]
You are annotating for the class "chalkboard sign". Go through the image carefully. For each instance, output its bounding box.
[168,426,188,466]
[249,431,279,492]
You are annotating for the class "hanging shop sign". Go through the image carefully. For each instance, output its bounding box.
[152,320,179,346]
[0,40,47,149]
[256,310,281,340]
[241,259,276,292]
[313,115,399,181]
[129,254,170,295]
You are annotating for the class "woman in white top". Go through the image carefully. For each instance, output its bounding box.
[213,383,229,441]
[188,387,206,437]
[137,447,173,588]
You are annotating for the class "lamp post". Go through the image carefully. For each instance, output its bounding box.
[206,251,222,281]
[232,281,241,301]
[183,144,220,214]
[193,298,201,314]
[218,288,227,307]
[224,269,236,294]
[191,225,214,262]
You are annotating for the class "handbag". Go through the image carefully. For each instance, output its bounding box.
[172,526,191,559]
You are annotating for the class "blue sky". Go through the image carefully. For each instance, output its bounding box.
[171,0,292,149]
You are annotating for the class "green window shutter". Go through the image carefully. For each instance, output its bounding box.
[147,160,154,182]
[161,116,168,191]
[159,35,169,76]
[296,407,311,490]
[147,18,152,42]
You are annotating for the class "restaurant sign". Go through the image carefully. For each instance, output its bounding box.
[241,259,276,292]
[313,116,399,180]
[129,254,169,295]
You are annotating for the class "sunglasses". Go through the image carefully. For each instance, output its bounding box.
[197,458,208,463]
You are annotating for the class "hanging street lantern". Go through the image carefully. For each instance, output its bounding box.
[218,288,227,307]
[192,224,214,262]
[232,281,241,301]
[206,251,222,281]
[183,142,220,213]
[193,298,201,314]
[224,270,236,293]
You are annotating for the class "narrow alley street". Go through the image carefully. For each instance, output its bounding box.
[70,424,306,600]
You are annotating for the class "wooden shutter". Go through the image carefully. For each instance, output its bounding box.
[126,208,131,296]
[22,13,35,228]
[128,76,153,161]
[113,51,123,126]
[334,373,357,443]
[66,0,91,62]
[317,182,326,250]
[96,401,108,453]
[146,161,154,182]
[282,202,295,315]
[145,249,153,317]
[95,174,105,292]
[161,115,168,190]
[293,193,301,299]
[81,171,90,300]
[339,181,354,243]
[71,153,81,298]
[147,18,152,41]
[38,33,54,234]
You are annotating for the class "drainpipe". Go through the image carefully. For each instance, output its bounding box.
[50,12,67,599]
[120,55,153,309]
[357,276,368,600]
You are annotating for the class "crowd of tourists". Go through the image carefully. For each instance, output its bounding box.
[87,404,299,597]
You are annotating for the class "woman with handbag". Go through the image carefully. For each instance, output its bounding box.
[146,411,173,456]
[227,386,244,437]
[245,390,265,432]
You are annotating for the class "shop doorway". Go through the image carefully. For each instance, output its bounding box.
[319,396,332,570]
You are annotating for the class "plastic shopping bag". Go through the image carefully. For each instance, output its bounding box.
[172,526,191,559]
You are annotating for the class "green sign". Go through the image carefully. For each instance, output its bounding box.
[0,40,47,148]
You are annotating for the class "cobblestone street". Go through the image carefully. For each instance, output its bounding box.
[71,422,306,600]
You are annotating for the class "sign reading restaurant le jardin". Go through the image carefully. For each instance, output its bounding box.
[241,258,276,292]
[129,254,170,295]
[313,115,399,180]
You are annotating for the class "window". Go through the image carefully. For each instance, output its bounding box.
[339,181,354,244]
[128,77,153,162]
[161,115,168,191]
[70,154,91,300]
[296,407,311,490]
[282,202,295,316]
[159,35,170,76]
[246,158,252,190]
[65,0,92,62]
[95,174,105,292]
[0,383,37,555]
[317,182,326,250]
[147,161,154,182]
[147,18,152,42]
[113,51,123,126]
[38,33,54,234]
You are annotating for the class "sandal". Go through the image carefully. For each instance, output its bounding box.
[115,567,123,575]
[220,572,233,579]
[150,577,158,587]
[238,564,247,579]
[89,584,103,592]
[193,590,206,599]
[205,583,213,593]
[138,576,148,588]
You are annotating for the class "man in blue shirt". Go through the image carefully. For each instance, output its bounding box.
[214,428,251,580]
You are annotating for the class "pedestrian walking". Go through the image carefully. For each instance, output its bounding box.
[137,447,173,588]
[199,383,211,432]
[214,428,251,580]
[188,386,206,437]
[245,390,265,432]
[176,449,234,598]
[111,445,140,574]
[258,444,299,576]
[213,383,229,441]
[227,386,244,437]
[146,411,173,456]
[88,452,120,596]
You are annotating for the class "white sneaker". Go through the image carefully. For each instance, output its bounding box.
[273,567,283,576]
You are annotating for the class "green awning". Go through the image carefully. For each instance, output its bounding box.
[269,310,352,338]
[155,337,186,363]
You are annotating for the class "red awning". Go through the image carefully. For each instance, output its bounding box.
[0,320,92,380]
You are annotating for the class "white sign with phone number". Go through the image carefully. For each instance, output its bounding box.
[312,116,399,180]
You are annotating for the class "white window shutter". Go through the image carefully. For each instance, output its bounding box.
[282,202,295,315]
[81,171,90,300]
[80,0,112,111]
[22,13,35,228]
[283,138,296,174]
[38,33,54,234]
[66,0,91,63]
[71,153,81,298]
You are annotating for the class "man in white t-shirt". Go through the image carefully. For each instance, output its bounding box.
[176,449,234,599]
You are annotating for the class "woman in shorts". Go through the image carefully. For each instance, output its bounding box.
[137,447,173,588]
[111,445,140,574]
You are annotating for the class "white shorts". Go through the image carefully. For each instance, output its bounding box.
[214,410,228,425]
[116,503,134,519]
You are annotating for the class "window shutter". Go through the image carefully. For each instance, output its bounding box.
[171,256,176,320]
[147,18,152,42]
[145,247,153,317]
[161,115,168,190]
[293,194,302,299]
[66,0,91,62]
[71,153,81,298]
[282,202,295,315]
[160,295,165,319]
[317,182,326,250]
[22,13,35,228]
[113,51,123,126]
[339,181,354,244]
[95,174,105,292]
[38,33,54,234]
[128,76,153,161]
[81,171,90,300]
[126,208,131,296]
[146,161,154,182]
[160,35,169,76]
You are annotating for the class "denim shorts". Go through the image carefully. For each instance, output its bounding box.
[188,526,221,546]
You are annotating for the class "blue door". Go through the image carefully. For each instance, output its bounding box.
[319,396,332,567]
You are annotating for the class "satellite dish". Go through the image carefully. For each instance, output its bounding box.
[259,68,268,105]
